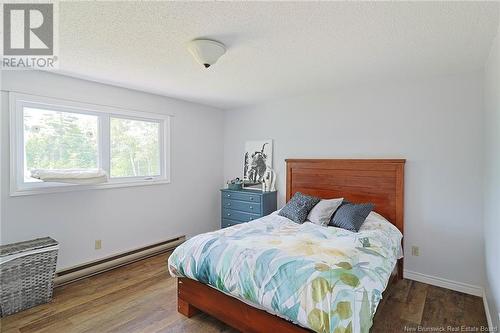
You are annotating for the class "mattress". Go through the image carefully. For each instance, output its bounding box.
[168,211,402,333]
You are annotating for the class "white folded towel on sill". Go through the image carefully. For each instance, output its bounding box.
[30,169,108,184]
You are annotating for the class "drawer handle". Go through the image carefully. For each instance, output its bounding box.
[249,217,253,221]
[227,213,231,216]
[227,194,231,197]
[227,203,231,206]
[249,206,253,209]
[250,197,254,200]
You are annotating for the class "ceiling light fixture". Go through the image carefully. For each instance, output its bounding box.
[187,39,226,69]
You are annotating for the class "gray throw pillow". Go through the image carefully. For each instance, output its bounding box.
[329,201,374,232]
[279,192,320,223]
[307,198,344,226]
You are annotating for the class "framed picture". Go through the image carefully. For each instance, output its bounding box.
[243,140,273,184]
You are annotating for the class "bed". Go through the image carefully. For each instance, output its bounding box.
[168,159,405,333]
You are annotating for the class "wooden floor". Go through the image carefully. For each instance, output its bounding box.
[1,252,487,333]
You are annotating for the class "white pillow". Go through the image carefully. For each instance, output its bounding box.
[307,198,343,226]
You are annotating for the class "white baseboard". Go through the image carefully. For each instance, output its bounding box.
[403,269,483,297]
[482,291,493,330]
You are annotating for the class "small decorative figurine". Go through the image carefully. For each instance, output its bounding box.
[261,167,276,192]
[227,177,243,190]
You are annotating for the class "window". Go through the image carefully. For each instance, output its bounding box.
[24,108,99,182]
[10,93,171,196]
[110,117,160,178]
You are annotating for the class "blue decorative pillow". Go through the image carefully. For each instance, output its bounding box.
[279,192,320,223]
[329,201,374,232]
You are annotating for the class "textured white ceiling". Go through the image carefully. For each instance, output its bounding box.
[57,1,500,109]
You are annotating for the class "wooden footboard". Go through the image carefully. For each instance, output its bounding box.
[177,268,399,333]
[177,277,311,333]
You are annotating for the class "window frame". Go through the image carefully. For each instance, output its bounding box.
[9,92,171,196]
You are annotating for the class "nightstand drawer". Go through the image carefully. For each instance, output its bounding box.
[222,199,261,214]
[223,209,260,222]
[221,191,261,203]
[221,218,245,228]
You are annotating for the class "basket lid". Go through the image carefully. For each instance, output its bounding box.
[0,237,58,257]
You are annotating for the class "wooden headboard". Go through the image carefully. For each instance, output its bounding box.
[286,159,405,233]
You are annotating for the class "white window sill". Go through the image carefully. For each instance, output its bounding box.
[10,178,171,197]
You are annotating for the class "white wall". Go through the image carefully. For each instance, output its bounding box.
[484,10,500,326]
[224,73,485,288]
[0,71,224,270]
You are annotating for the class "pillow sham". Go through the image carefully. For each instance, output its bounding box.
[307,198,343,226]
[279,192,320,223]
[329,201,374,232]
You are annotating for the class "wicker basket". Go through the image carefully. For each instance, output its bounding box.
[0,237,59,317]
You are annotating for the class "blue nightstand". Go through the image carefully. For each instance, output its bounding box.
[220,189,277,228]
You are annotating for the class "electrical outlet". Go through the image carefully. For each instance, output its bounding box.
[411,246,419,256]
[95,240,102,250]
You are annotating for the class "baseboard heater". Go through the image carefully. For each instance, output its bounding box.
[54,235,186,287]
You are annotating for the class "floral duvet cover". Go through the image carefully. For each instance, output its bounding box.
[168,212,402,333]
